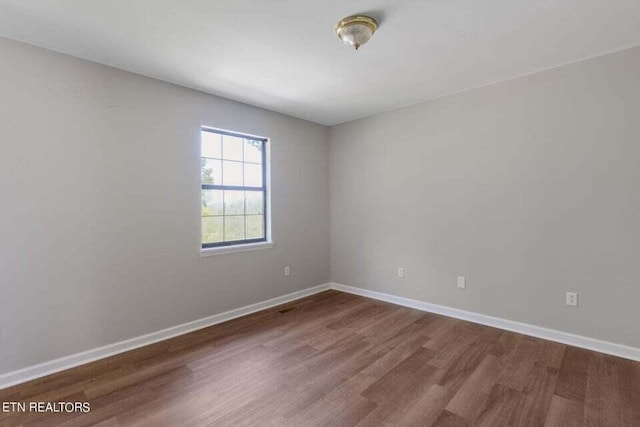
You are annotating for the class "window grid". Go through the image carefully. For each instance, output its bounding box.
[201,128,267,248]
[200,157,262,165]
[242,139,246,240]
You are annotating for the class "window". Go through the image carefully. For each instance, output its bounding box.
[200,128,269,251]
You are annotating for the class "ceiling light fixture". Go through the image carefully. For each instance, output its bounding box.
[335,15,378,50]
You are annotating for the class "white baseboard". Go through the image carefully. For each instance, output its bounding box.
[0,283,331,390]
[3,281,638,390]
[329,282,640,362]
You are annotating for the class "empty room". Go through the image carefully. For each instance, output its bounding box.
[0,1,639,426]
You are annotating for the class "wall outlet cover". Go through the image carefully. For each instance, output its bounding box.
[566,291,578,307]
[457,276,466,289]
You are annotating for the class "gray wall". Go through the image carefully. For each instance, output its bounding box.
[330,46,640,348]
[2,36,639,376]
[0,37,329,374]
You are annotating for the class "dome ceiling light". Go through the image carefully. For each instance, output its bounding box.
[335,15,378,50]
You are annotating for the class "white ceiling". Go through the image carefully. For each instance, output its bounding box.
[0,1,639,125]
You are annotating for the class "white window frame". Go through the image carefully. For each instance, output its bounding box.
[199,126,272,257]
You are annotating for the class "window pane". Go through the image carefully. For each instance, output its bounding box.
[200,129,268,247]
[223,160,243,186]
[244,139,263,163]
[224,216,245,241]
[246,215,264,239]
[201,158,221,184]
[222,135,243,161]
[245,191,264,214]
[224,190,245,215]
[201,131,222,158]
[202,216,224,244]
[202,190,223,216]
[244,163,262,187]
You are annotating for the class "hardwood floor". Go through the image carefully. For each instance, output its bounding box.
[1,290,638,426]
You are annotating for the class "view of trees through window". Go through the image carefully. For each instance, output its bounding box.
[201,128,267,247]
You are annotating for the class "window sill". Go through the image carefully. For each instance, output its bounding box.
[200,241,274,257]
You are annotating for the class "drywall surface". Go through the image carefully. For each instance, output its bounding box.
[0,37,329,374]
[329,46,640,348]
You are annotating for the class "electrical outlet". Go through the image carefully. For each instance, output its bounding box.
[284,266,291,276]
[397,267,404,278]
[457,276,466,289]
[566,291,578,307]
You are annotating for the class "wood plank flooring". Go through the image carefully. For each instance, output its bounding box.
[1,290,638,426]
